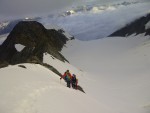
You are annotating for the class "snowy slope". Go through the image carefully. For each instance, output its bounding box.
[0,64,111,113]
[1,18,150,113]
[0,1,150,113]
[1,29,150,113]
[62,34,150,113]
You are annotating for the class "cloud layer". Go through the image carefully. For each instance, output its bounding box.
[41,1,150,40]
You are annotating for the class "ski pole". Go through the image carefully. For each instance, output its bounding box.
[60,77,62,84]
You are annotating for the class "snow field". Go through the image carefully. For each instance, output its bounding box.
[0,63,112,113]
[62,34,150,113]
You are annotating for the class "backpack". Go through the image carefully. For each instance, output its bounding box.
[65,73,71,81]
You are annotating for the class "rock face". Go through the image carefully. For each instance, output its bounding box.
[0,21,69,66]
[109,13,150,37]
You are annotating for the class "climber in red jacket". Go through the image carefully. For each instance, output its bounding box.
[60,70,72,88]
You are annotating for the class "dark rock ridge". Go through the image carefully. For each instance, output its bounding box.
[0,21,69,67]
[109,13,150,37]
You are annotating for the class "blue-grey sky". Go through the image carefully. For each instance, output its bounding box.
[0,0,81,21]
[0,0,80,15]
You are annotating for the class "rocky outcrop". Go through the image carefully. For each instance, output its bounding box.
[109,13,150,37]
[0,21,69,66]
[0,21,86,93]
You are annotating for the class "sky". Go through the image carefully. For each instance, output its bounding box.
[0,0,81,20]
[0,0,149,21]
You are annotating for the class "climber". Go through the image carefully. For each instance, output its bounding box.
[60,70,72,88]
[72,74,78,89]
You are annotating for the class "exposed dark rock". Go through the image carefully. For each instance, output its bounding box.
[18,65,26,69]
[58,29,65,34]
[42,63,62,77]
[0,21,68,66]
[0,59,9,68]
[109,13,150,37]
[70,36,75,40]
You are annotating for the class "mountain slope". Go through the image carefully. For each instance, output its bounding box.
[62,34,150,113]
[109,13,150,37]
[0,34,150,113]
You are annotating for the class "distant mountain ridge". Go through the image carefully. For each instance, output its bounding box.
[0,17,41,35]
[109,13,150,37]
[0,21,70,68]
[0,20,19,35]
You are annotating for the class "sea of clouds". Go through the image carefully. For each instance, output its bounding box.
[40,1,150,40]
